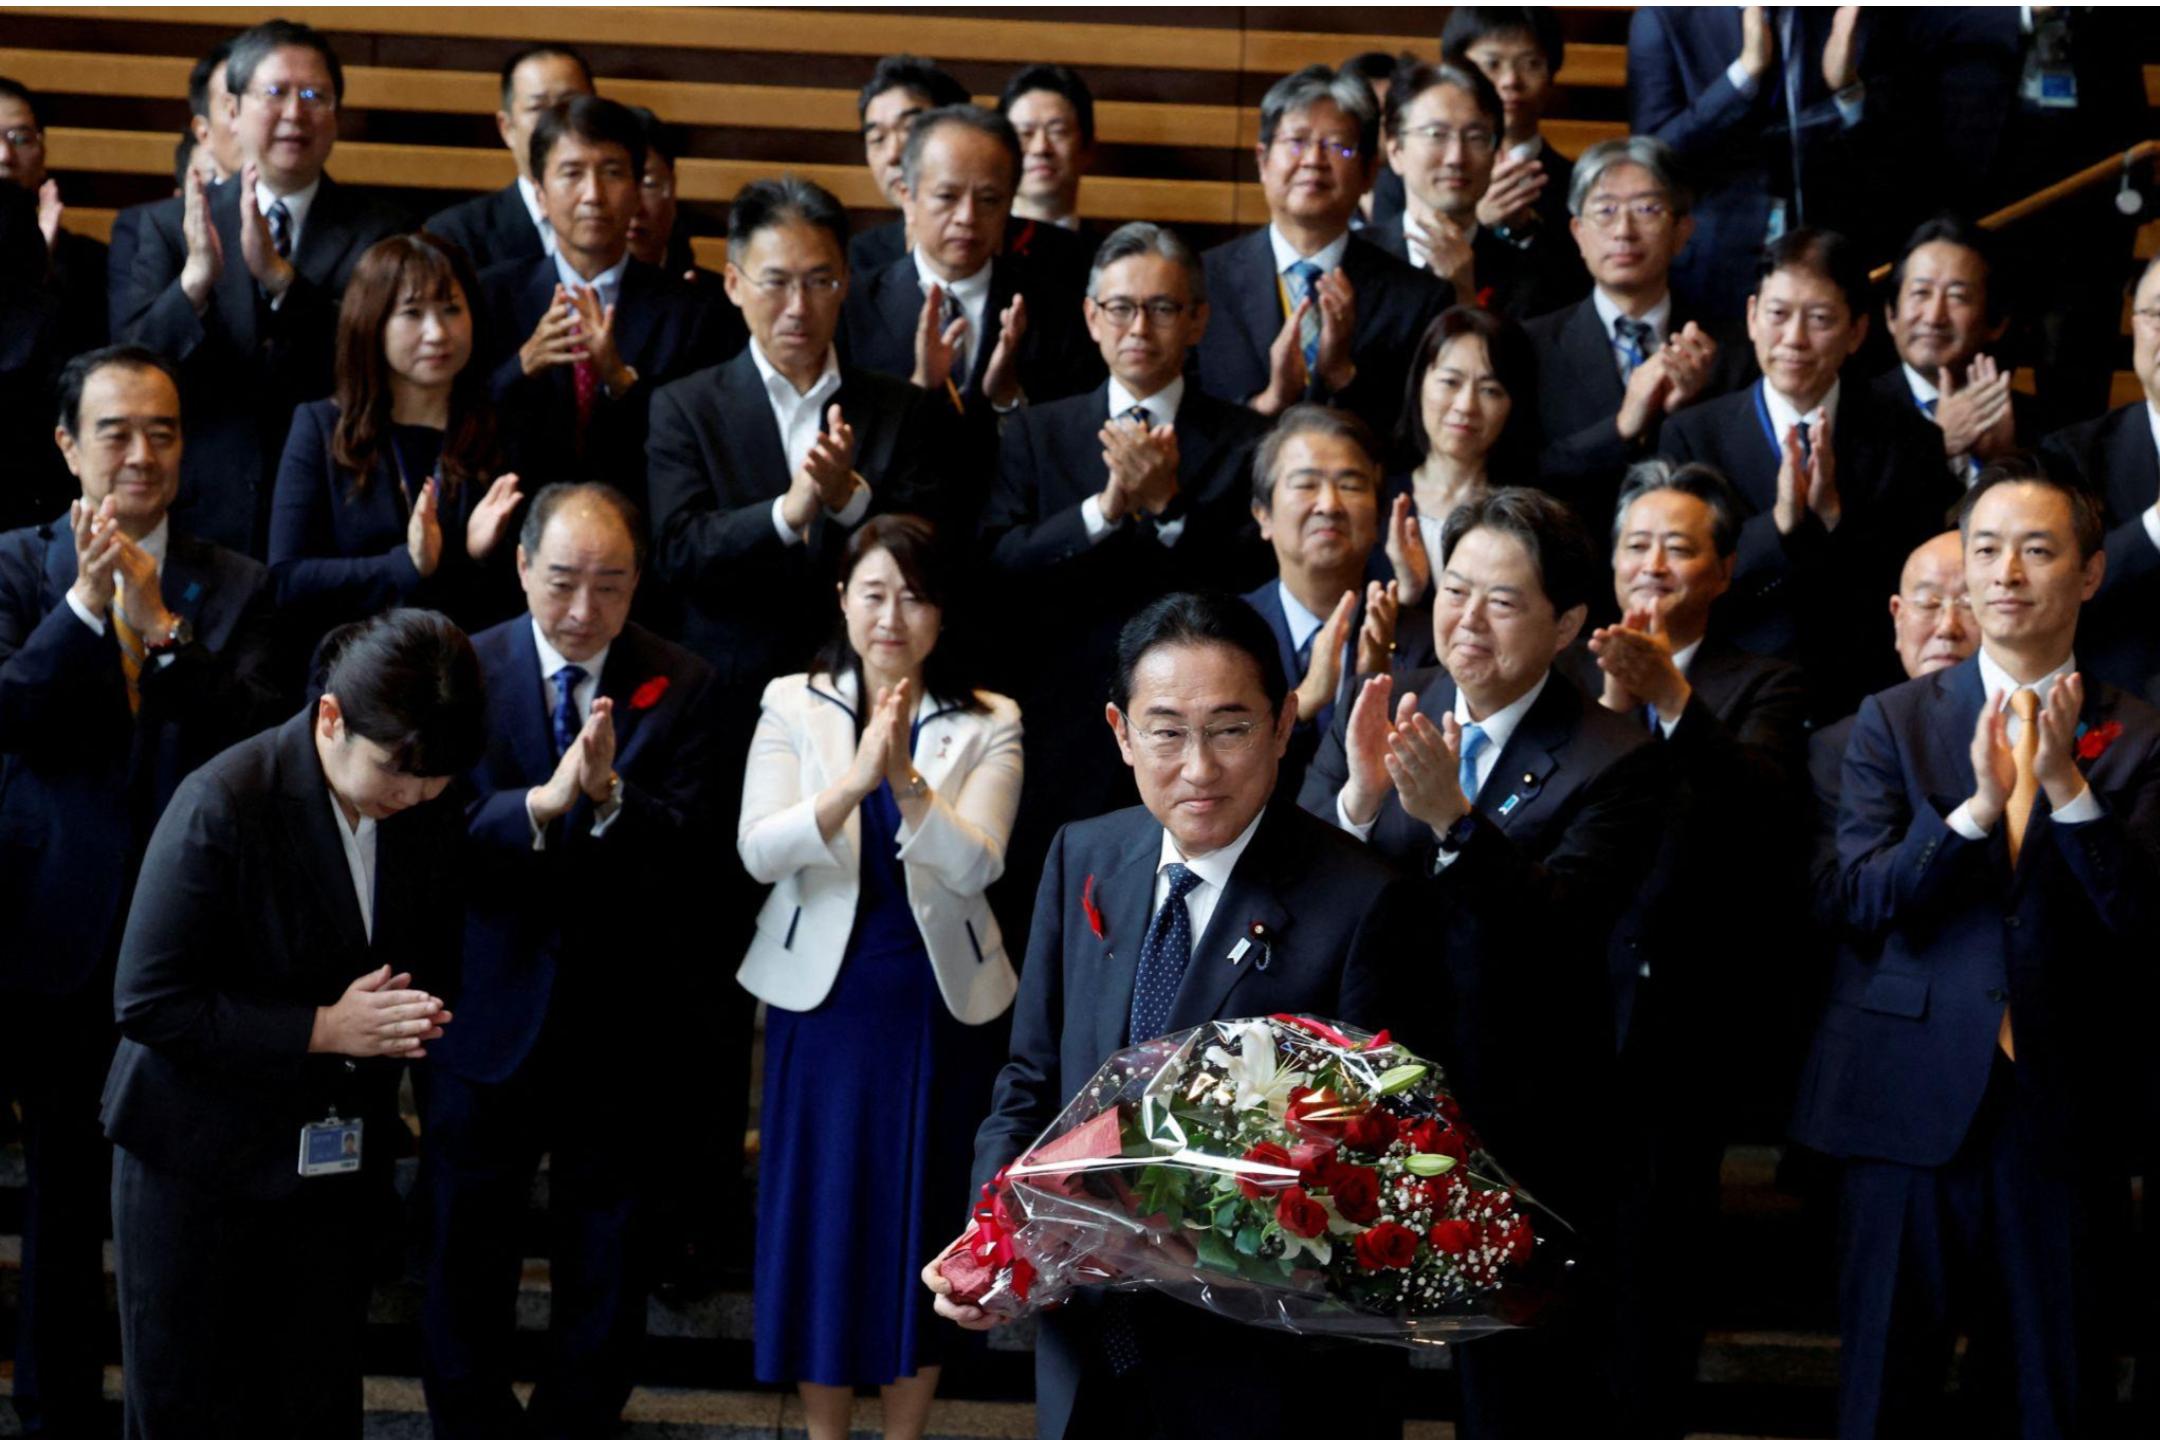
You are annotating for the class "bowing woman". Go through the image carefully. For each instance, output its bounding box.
[269,233,524,650]
[736,515,1023,1440]
[102,609,486,1438]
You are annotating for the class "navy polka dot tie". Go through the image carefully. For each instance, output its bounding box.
[1127,863,1202,1045]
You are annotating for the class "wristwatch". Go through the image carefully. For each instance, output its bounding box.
[142,615,193,655]
[595,770,624,823]
[901,770,928,800]
[1434,811,1478,856]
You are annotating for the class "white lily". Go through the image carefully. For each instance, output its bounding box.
[1202,1021,1306,1116]
[1280,1227,1332,1267]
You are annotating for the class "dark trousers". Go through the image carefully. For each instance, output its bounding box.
[1836,1056,2109,1440]
[419,1031,648,1440]
[112,1145,375,1439]
[0,981,117,1435]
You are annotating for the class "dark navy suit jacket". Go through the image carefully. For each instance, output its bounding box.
[971,800,1411,1440]
[2041,403,2160,701]
[1361,211,1587,323]
[437,617,723,1084]
[424,182,546,275]
[1791,657,2160,1168]
[0,520,278,995]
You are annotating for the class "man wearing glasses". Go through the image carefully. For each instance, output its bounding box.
[2040,253,2160,701]
[1194,65,1450,443]
[116,18,406,558]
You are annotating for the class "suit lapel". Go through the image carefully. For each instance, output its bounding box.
[1227,230,1284,367]
[874,260,923,363]
[157,535,217,637]
[1169,814,1291,1031]
[1479,675,1573,835]
[209,181,260,354]
[1561,298,1626,411]
[611,262,667,370]
[719,353,792,500]
[2110,406,2160,521]
[500,621,557,781]
[1088,814,1162,1061]
[595,626,658,758]
[290,176,347,290]
[273,713,373,956]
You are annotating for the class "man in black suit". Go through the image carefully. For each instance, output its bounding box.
[421,483,722,1439]
[478,95,739,514]
[0,77,107,362]
[1195,65,1450,443]
[840,103,1100,529]
[1876,216,2037,486]
[109,42,238,326]
[115,19,408,556]
[996,63,1098,298]
[1373,61,1584,320]
[926,590,1413,1440]
[1526,135,1746,532]
[2039,254,2160,702]
[1300,486,1666,1437]
[1577,460,1810,1438]
[847,55,970,278]
[1790,467,2160,1437]
[1661,227,1954,722]
[0,346,276,1437]
[1441,8,1577,254]
[426,44,596,274]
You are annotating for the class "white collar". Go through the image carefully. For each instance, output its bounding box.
[814,664,952,727]
[530,618,610,689]
[1671,638,1703,676]
[253,174,320,237]
[515,174,557,255]
[552,247,629,299]
[1591,286,1672,341]
[1157,802,1266,884]
[1763,376,1841,438]
[134,516,170,571]
[1976,646,2077,710]
[1267,224,1350,278]
[1275,579,1343,653]
[1901,361,1941,407]
[1107,374,1184,428]
[748,338,842,404]
[913,247,992,306]
[1453,669,1550,747]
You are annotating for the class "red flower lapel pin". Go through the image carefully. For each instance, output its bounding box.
[629,675,670,711]
[1081,874,1105,940]
[2076,720,2123,763]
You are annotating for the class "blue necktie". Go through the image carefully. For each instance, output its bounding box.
[1127,863,1203,1045]
[1285,260,1323,373]
[268,198,292,259]
[1613,317,1653,381]
[551,664,586,756]
[1457,722,1489,805]
[1295,628,1336,738]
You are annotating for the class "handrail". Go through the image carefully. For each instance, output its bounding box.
[1868,139,2160,283]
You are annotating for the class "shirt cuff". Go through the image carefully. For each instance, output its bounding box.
[66,589,107,636]
[1430,844,1463,872]
[827,477,872,527]
[2141,503,2160,556]
[1657,705,1683,739]
[1334,793,1380,842]
[525,792,548,851]
[1726,58,1760,99]
[771,496,806,548]
[590,792,625,836]
[1154,515,1188,548]
[1080,493,1121,542]
[1833,81,1866,127]
[2050,783,2101,826]
[1947,801,1990,841]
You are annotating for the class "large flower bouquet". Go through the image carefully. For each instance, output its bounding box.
[940,1014,1571,1346]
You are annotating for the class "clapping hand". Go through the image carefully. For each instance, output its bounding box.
[1966,689,2016,832]
[1340,674,1420,826]
[520,286,586,377]
[1384,493,1430,605]
[1475,150,1547,231]
[563,284,629,392]
[2031,672,2088,808]
[842,681,910,804]
[1295,590,1357,723]
[309,965,453,1059]
[1589,605,1690,717]
[1385,708,1472,836]
[67,496,123,620]
[1659,323,1718,412]
[1356,579,1400,678]
[1823,6,1862,92]
[1408,210,1475,295]
[406,477,443,578]
[465,473,523,561]
[1772,412,1840,534]
[235,162,296,300]
[1098,414,1179,521]
[528,699,617,827]
[1254,295,1312,416]
[1936,355,2016,462]
[912,283,968,394]
[36,177,62,252]
[982,294,1029,409]
[178,166,225,312]
[1312,269,1357,393]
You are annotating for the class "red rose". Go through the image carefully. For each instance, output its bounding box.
[2078,721,2124,762]
[1275,1186,1329,1239]
[1342,1108,1398,1153]
[1237,1141,1295,1198]
[1285,1086,1354,1142]
[1490,1215,1535,1265]
[629,675,669,710]
[1354,1220,1420,1271]
[1428,1218,1476,1255]
[1325,1163,1381,1224]
[1288,1140,1336,1181]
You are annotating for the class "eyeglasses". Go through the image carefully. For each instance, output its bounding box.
[1,127,41,149]
[1014,122,1079,147]
[1272,134,1361,163]
[1094,298,1191,326]
[1401,124,1495,154]
[249,82,335,112]
[1118,711,1266,761]
[1582,198,1673,229]
[746,273,845,300]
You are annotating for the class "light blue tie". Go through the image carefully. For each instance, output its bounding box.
[1457,722,1488,805]
[1286,259,1323,372]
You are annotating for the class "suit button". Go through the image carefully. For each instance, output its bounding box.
[1986,988,2008,1004]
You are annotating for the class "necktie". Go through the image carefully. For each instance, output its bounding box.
[1920,396,1939,419]
[268,198,292,260]
[551,664,587,756]
[111,594,144,717]
[1122,404,1150,428]
[942,288,970,385]
[1127,863,1203,1045]
[1613,317,1653,381]
[1645,703,1662,735]
[1999,688,2042,1059]
[1295,629,1336,737]
[1285,260,1323,373]
[1794,416,1813,466]
[573,356,600,446]
[1457,722,1489,805]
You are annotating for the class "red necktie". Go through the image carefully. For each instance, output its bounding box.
[573,359,600,447]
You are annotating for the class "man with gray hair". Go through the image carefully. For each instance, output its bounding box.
[1525,135,1749,529]
[1194,64,1450,443]
[981,221,1271,936]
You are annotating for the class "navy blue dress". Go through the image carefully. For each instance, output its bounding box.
[753,771,1004,1387]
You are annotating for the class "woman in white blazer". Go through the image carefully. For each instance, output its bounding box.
[736,515,1022,1440]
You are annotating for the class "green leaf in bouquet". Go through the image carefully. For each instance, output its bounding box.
[1375,1063,1429,1096]
[1403,1153,1458,1177]
[1212,1198,1242,1230]
[1234,1224,1264,1257]
[1194,1229,1239,1273]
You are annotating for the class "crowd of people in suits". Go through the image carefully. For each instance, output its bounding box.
[0,8,2157,1440]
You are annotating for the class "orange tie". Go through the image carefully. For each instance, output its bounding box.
[110,595,144,717]
[1998,687,2041,1059]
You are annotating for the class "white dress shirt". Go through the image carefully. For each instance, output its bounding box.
[1267,225,1351,285]
[1591,286,1674,380]
[552,248,629,312]
[516,174,557,256]
[748,341,869,546]
[914,247,992,384]
[327,793,379,943]
[1153,805,1265,956]
[1335,671,1551,855]
[1080,376,1187,547]
[525,621,622,847]
[1946,649,2102,838]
